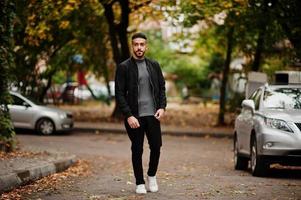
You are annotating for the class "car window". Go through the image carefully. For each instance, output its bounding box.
[11,95,25,106]
[249,90,258,100]
[263,87,301,109]
[250,89,262,110]
[24,95,43,105]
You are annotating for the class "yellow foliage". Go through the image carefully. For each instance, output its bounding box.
[23,0,101,47]
[28,14,36,21]
[59,20,70,29]
[68,0,80,4]
[51,10,60,19]
[223,2,233,9]
[62,0,81,14]
[63,4,74,13]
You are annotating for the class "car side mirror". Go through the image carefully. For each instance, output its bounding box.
[241,99,255,110]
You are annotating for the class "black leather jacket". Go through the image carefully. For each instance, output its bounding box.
[115,57,166,118]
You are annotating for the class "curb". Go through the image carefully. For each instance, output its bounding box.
[0,155,77,194]
[73,127,233,138]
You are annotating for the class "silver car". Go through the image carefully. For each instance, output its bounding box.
[234,84,301,176]
[8,92,73,135]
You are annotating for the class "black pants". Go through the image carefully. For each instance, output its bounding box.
[125,116,162,185]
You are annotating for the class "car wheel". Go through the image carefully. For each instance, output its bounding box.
[250,137,269,177]
[36,118,55,135]
[234,135,249,170]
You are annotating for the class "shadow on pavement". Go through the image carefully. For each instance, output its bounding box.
[267,167,301,179]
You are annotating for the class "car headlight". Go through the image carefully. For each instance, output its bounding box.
[264,117,293,133]
[59,113,67,119]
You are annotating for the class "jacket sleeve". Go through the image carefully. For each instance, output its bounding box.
[115,63,132,118]
[156,62,167,110]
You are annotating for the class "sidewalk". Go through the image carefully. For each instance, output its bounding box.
[0,151,76,194]
[74,121,234,138]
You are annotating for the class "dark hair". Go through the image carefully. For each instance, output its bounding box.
[131,32,147,40]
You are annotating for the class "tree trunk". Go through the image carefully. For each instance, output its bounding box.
[102,0,131,119]
[38,66,59,103]
[218,26,234,125]
[118,0,130,61]
[86,83,98,100]
[0,0,16,152]
[39,75,53,103]
[103,3,121,64]
[252,27,266,71]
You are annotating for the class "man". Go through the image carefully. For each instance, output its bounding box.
[115,32,166,194]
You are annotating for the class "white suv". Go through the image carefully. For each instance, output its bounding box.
[234,84,301,176]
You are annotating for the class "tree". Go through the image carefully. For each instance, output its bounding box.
[274,0,301,60]
[237,0,288,72]
[218,24,234,124]
[13,0,81,99]
[250,1,270,71]
[180,0,248,125]
[0,0,16,152]
[13,0,110,103]
[252,0,301,68]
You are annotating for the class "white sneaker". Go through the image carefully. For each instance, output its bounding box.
[147,176,158,192]
[136,184,147,194]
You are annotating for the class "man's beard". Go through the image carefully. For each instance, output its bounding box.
[134,50,145,59]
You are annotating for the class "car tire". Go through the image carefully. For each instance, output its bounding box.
[234,135,249,170]
[250,137,269,177]
[36,118,55,135]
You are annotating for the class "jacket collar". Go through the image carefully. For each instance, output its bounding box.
[130,56,152,68]
[130,56,148,63]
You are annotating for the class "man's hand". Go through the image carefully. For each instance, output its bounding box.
[127,116,140,129]
[154,109,165,121]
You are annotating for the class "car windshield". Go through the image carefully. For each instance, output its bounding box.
[263,87,301,109]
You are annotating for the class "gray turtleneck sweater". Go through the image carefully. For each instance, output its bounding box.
[135,59,155,117]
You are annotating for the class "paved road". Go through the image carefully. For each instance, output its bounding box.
[16,131,301,200]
